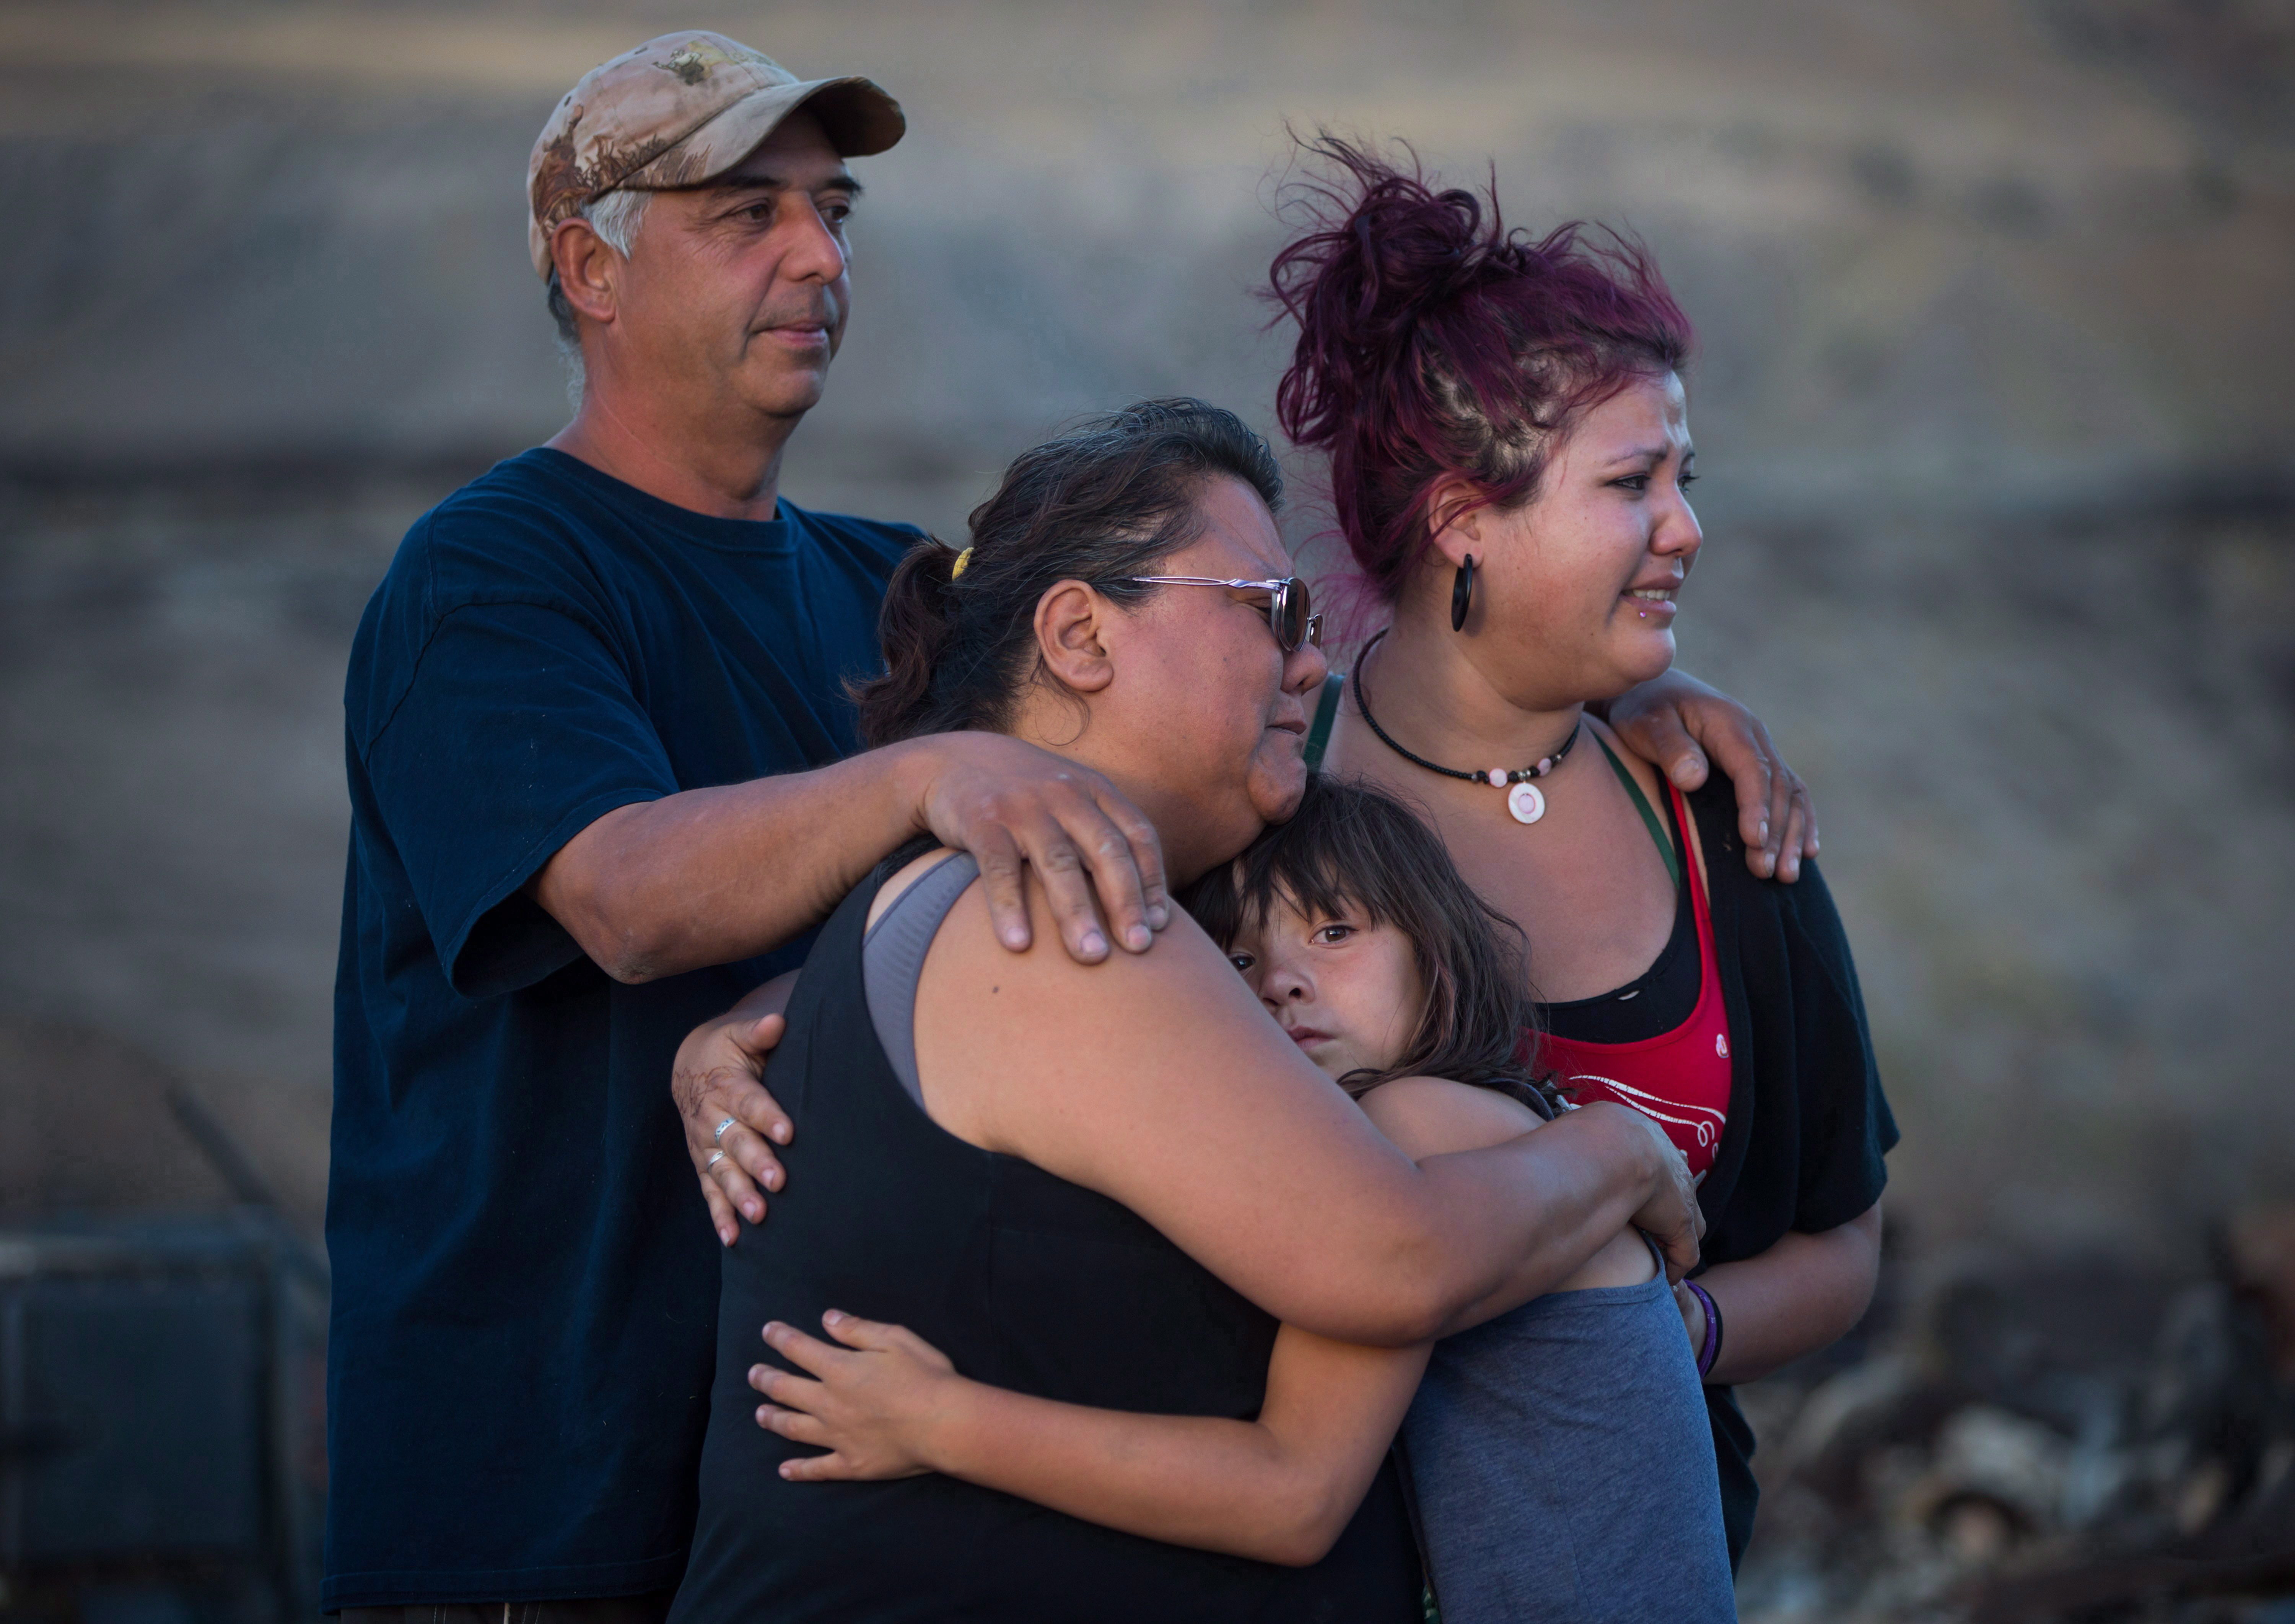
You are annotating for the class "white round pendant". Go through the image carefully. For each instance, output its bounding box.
[1506,781,1546,825]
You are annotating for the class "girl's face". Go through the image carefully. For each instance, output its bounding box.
[1442,370,1703,709]
[1226,891,1426,1082]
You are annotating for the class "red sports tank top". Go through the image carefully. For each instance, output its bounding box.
[1533,776,1733,1179]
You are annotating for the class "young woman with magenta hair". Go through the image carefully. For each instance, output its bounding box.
[750,774,1738,1621]
[1274,139,1896,1567]
[665,400,1705,1624]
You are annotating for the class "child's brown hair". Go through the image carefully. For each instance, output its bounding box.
[1182,774,1555,1106]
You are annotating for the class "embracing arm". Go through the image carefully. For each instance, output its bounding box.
[532,731,1170,982]
[1405,1110,1676,1335]
[921,889,1701,1347]
[755,1314,1426,1566]
[1680,1202,1883,1385]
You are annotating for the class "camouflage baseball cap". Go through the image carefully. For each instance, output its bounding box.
[527,31,904,278]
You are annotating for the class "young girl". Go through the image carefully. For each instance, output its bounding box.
[747,776,1736,1623]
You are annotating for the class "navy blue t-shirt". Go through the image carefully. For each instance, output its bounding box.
[324,448,917,1609]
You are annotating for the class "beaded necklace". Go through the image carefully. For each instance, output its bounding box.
[1351,629,1581,826]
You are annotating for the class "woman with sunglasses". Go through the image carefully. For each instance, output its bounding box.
[1126,571,1324,654]
[1277,140,1896,1569]
[666,399,1702,1624]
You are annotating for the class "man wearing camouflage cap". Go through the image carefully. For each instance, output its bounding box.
[324,34,1179,1621]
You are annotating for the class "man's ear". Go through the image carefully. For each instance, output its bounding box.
[1424,478,1487,571]
[550,218,620,327]
[1033,580,1117,696]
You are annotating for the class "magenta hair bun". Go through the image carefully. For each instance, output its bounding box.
[1268,136,1696,601]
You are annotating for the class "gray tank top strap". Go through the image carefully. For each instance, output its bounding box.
[861,851,981,1108]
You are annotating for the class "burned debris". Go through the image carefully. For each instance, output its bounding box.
[1738,1209,2295,1622]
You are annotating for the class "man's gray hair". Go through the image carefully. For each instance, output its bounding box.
[545,188,654,405]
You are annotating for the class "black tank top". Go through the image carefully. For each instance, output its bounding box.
[671,853,1421,1624]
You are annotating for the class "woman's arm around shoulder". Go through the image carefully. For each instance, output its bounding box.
[1354,1074,1542,1158]
[1359,1079,1656,1294]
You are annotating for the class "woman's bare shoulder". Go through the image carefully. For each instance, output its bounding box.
[925,863,1252,994]
[1357,1076,1544,1161]
[914,866,1314,1102]
[911,860,1377,1224]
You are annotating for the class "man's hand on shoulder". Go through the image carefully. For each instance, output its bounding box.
[1605,668,1820,883]
[902,732,1171,964]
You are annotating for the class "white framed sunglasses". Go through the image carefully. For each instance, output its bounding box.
[1124,575,1325,652]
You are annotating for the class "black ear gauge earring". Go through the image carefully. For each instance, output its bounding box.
[1450,553,1476,632]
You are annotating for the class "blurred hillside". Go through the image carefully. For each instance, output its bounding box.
[1,0,2292,1265]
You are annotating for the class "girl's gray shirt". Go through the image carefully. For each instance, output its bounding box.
[1399,1239,1738,1623]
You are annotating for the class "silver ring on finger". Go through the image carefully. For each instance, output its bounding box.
[707,1149,727,1169]
[713,1116,738,1144]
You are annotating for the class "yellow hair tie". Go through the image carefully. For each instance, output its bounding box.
[951,546,975,579]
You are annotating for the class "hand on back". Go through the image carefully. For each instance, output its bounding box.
[751,1310,959,1481]
[677,992,796,1247]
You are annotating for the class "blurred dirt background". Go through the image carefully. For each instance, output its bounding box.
[1,0,2292,1614]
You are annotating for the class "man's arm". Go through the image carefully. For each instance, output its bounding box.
[1602,668,1821,882]
[529,730,1170,979]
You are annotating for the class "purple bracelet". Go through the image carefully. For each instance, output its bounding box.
[1685,1280,1722,1378]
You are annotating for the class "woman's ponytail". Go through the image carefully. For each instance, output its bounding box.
[851,539,965,748]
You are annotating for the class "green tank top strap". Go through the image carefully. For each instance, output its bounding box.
[1304,670,1345,771]
[1593,730,1683,892]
